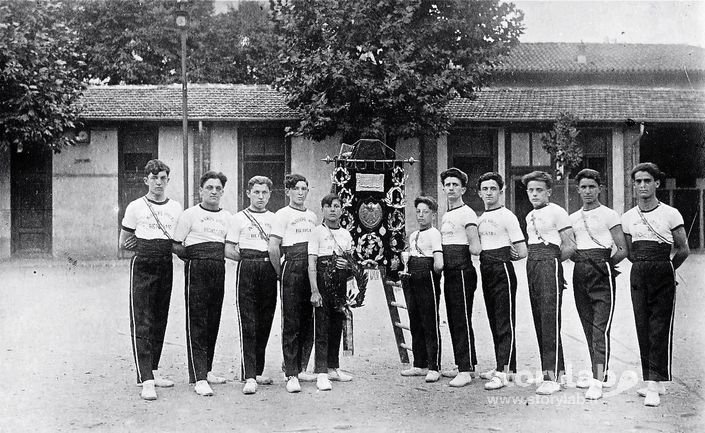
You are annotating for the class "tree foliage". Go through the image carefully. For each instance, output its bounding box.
[271,0,524,143]
[541,111,583,180]
[62,0,279,85]
[0,0,86,153]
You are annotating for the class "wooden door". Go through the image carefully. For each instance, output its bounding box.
[11,146,53,256]
[239,127,289,212]
[118,126,158,255]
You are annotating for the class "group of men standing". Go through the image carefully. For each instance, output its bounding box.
[120,158,689,408]
[402,163,689,407]
[121,160,352,400]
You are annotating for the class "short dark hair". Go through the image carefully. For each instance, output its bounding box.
[247,175,272,191]
[441,167,469,187]
[477,172,504,190]
[521,171,553,189]
[630,162,665,182]
[284,173,308,189]
[321,193,341,208]
[144,159,170,177]
[200,170,227,188]
[575,168,603,185]
[414,196,438,212]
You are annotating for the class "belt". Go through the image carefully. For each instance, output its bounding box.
[480,246,511,263]
[527,243,560,260]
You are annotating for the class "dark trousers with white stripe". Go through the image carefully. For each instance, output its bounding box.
[129,255,173,383]
[480,258,517,373]
[236,254,278,380]
[573,250,616,381]
[404,257,442,371]
[443,266,478,372]
[527,246,566,381]
[313,259,347,374]
[185,259,225,383]
[630,260,676,381]
[281,258,314,377]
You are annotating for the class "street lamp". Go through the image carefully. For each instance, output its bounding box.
[176,8,189,209]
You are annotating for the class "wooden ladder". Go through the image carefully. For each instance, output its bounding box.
[381,272,411,364]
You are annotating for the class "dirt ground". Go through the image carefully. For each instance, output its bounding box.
[1,255,704,433]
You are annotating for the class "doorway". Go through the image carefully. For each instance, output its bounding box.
[118,126,158,255]
[11,146,53,256]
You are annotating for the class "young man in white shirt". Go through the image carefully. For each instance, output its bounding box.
[307,193,355,392]
[439,168,482,387]
[400,196,444,383]
[569,168,627,400]
[268,174,319,393]
[477,172,527,390]
[173,171,231,397]
[120,159,182,401]
[523,171,576,395]
[225,176,278,395]
[621,162,689,407]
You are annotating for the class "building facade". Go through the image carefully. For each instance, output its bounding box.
[1,43,703,259]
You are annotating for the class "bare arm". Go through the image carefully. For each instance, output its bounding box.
[510,240,528,260]
[119,229,137,250]
[308,255,322,307]
[559,227,577,262]
[609,225,628,265]
[224,243,240,261]
[268,236,283,279]
[465,225,482,256]
[671,226,690,270]
[433,251,444,274]
[623,233,633,261]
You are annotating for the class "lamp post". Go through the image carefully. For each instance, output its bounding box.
[176,8,189,208]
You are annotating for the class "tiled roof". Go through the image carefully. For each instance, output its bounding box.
[449,87,705,122]
[80,84,299,121]
[497,43,705,73]
[81,84,705,123]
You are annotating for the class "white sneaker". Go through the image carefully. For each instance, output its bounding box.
[485,372,508,390]
[242,379,257,395]
[206,372,227,385]
[401,367,428,377]
[328,369,352,382]
[256,375,273,385]
[585,380,603,400]
[536,380,561,395]
[449,371,472,387]
[152,370,174,388]
[441,368,458,378]
[644,390,661,407]
[298,371,318,382]
[286,376,301,393]
[194,380,214,396]
[478,369,496,380]
[140,380,157,401]
[425,370,441,383]
[316,373,332,391]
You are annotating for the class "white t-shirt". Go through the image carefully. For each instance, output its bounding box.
[409,227,443,257]
[173,205,231,246]
[441,205,478,245]
[121,197,182,239]
[622,202,684,245]
[478,206,525,250]
[308,225,353,257]
[570,205,621,250]
[227,209,274,251]
[525,203,572,246]
[270,206,318,247]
